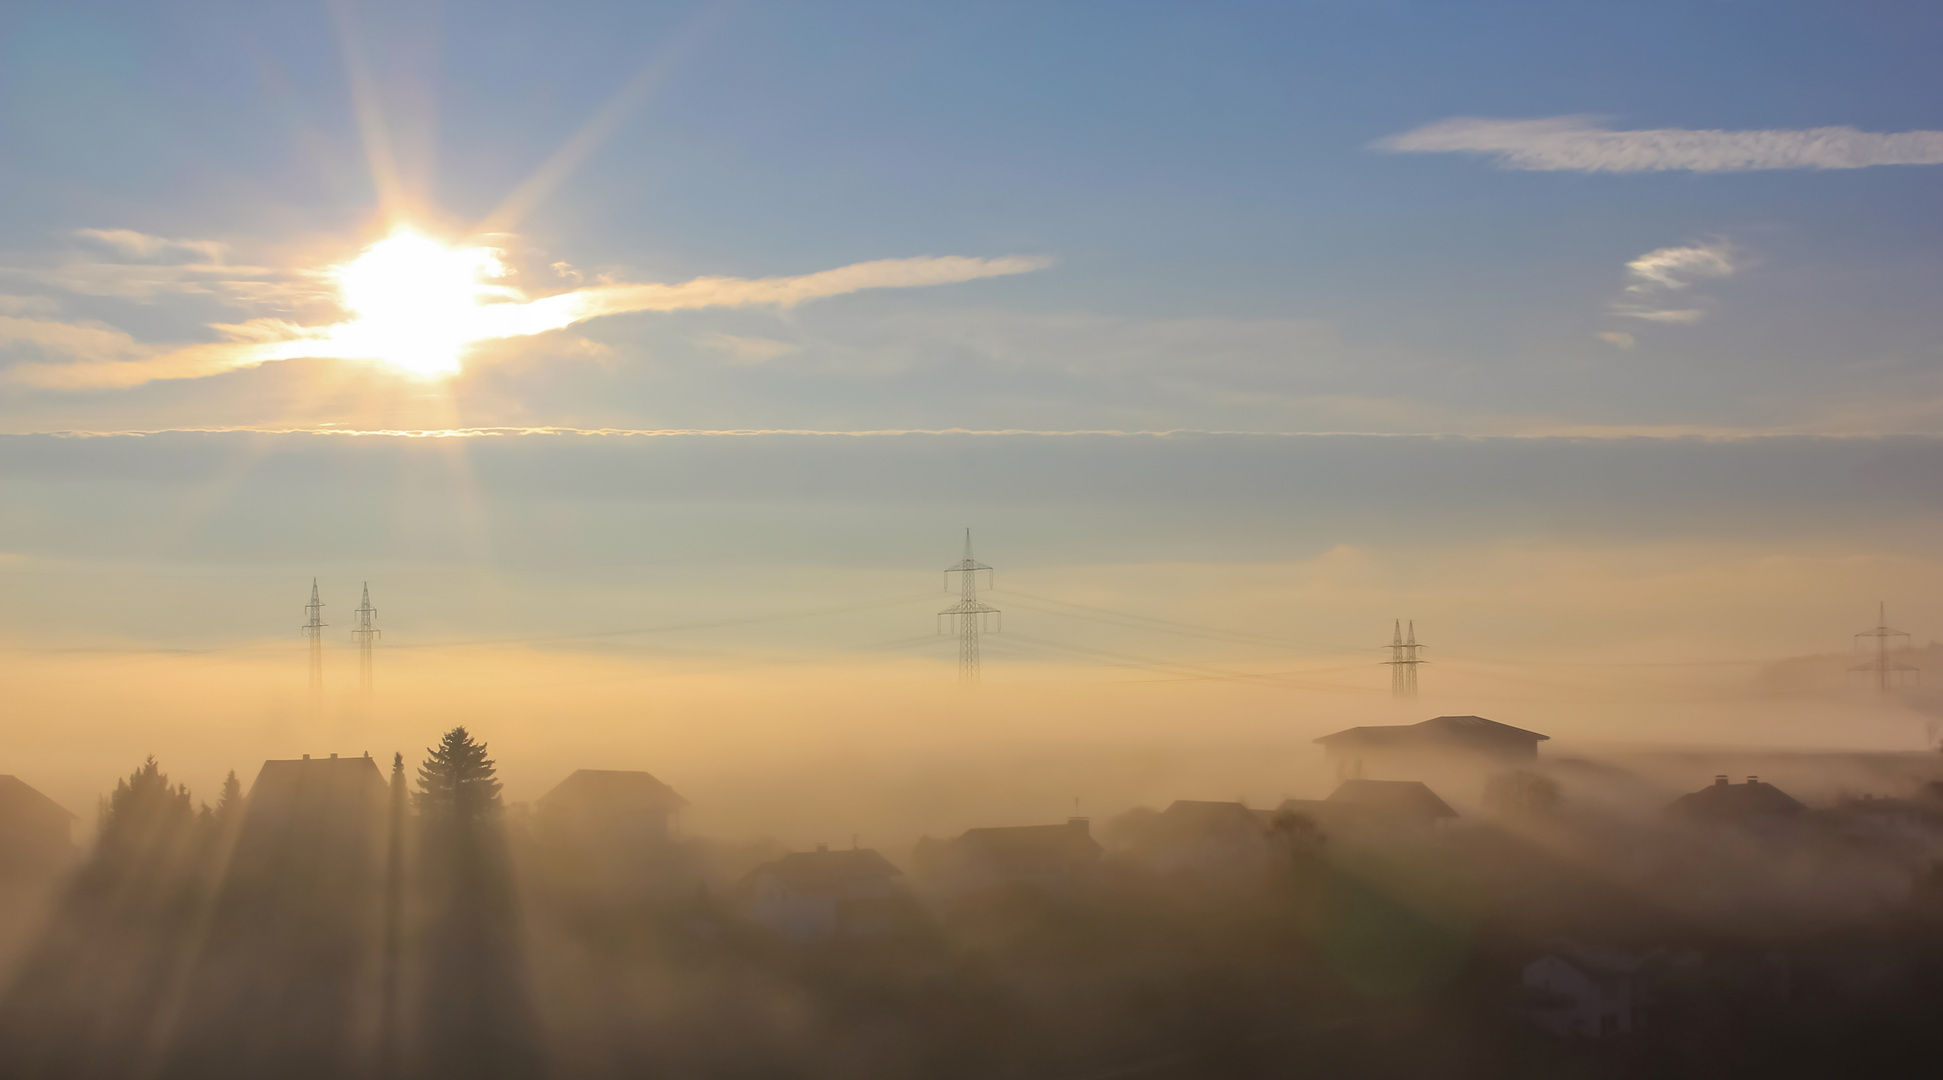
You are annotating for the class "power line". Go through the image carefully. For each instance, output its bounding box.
[302,579,326,707]
[1383,618,1425,697]
[1853,601,1918,692]
[939,529,1000,684]
[353,582,379,704]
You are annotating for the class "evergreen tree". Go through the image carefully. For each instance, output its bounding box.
[99,756,194,853]
[415,726,502,820]
[211,770,244,828]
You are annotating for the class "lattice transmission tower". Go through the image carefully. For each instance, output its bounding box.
[353,582,380,702]
[1383,619,1425,697]
[939,529,1000,684]
[303,579,327,703]
[1852,602,1918,692]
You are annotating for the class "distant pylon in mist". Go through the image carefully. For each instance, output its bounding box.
[939,529,1000,684]
[1383,619,1425,697]
[353,582,380,703]
[1852,601,1918,693]
[303,579,327,704]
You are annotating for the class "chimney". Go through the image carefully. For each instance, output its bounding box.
[815,843,828,853]
[1068,816,1091,834]
[1714,775,1728,787]
[363,751,370,758]
[1746,776,1759,785]
[330,753,338,759]
[303,754,311,760]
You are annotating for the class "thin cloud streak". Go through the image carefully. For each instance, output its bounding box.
[1375,116,1943,172]
[1609,242,1736,325]
[7,254,1051,389]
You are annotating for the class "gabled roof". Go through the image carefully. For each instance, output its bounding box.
[248,755,388,804]
[1314,715,1550,748]
[1665,778,1805,821]
[1326,778,1458,820]
[953,822,1102,861]
[537,769,687,813]
[747,848,901,889]
[1161,800,1268,832]
[0,776,77,820]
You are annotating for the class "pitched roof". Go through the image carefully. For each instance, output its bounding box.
[1326,778,1459,820]
[247,755,388,804]
[1161,800,1269,831]
[537,769,688,813]
[953,822,1102,861]
[0,776,77,820]
[747,848,901,888]
[1665,777,1805,821]
[1314,715,1550,748]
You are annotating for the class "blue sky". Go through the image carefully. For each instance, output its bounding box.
[3,0,1941,434]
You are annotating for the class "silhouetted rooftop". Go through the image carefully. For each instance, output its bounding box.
[953,821,1102,862]
[536,769,688,814]
[0,775,77,821]
[1326,779,1458,820]
[1665,776,1805,822]
[1315,715,1550,748]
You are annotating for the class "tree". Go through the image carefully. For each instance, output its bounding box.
[211,770,244,829]
[415,726,502,820]
[98,756,194,853]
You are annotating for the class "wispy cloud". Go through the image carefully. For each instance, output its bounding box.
[1610,242,1737,324]
[695,332,799,365]
[73,229,229,264]
[1596,331,1635,350]
[1374,116,1943,172]
[9,253,1051,389]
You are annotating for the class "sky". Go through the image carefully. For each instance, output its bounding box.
[3,1,1942,827]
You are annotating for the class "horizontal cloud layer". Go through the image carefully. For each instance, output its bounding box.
[8,254,1049,390]
[1374,116,1943,172]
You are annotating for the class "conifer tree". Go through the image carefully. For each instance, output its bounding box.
[211,770,243,828]
[415,726,502,820]
[99,756,194,852]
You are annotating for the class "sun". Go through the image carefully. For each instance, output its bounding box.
[330,229,509,377]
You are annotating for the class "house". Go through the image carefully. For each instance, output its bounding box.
[1664,775,1806,825]
[1315,715,1549,780]
[533,769,694,899]
[0,775,77,871]
[1520,948,1644,1038]
[536,769,687,845]
[1322,778,1458,831]
[740,845,907,943]
[912,817,1102,896]
[1135,800,1278,875]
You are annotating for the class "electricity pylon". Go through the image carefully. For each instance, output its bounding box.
[353,582,379,703]
[303,579,327,705]
[939,529,1000,684]
[1383,618,1425,697]
[1852,602,1918,692]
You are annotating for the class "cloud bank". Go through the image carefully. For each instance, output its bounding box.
[1374,116,1943,173]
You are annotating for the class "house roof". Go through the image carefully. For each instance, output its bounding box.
[1314,715,1550,749]
[0,776,77,820]
[1160,800,1270,834]
[248,755,388,804]
[1326,779,1458,820]
[537,769,688,813]
[1665,777,1805,821]
[953,822,1102,861]
[746,847,901,889]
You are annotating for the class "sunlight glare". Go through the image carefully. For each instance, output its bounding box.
[333,230,508,377]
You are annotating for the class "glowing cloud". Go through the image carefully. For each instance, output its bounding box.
[1374,116,1943,173]
[9,233,1052,389]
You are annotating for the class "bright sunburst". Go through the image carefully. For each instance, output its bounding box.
[330,230,509,377]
